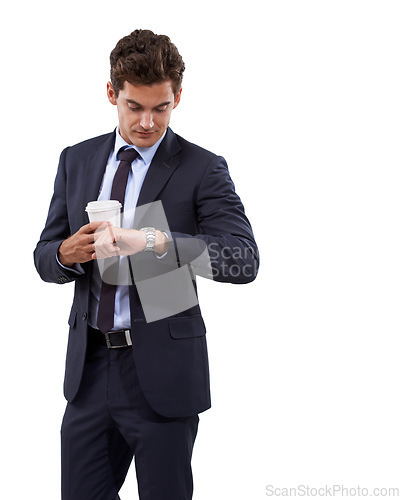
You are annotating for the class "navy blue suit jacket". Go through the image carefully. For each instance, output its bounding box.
[34,127,259,418]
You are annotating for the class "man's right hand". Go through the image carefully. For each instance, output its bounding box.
[58,221,110,267]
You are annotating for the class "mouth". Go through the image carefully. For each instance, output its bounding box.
[136,131,154,137]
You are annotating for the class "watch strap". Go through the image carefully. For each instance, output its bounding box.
[140,227,156,252]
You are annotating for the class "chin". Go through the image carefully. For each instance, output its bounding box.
[135,138,156,148]
[134,134,160,147]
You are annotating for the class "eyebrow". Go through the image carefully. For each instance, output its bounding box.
[125,99,171,108]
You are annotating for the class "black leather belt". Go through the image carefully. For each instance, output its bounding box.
[88,325,132,349]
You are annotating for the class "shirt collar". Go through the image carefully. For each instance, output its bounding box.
[113,127,167,167]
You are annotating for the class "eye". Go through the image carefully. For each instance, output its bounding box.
[155,106,168,113]
[127,102,142,111]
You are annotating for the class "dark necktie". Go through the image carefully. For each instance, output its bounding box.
[97,147,140,333]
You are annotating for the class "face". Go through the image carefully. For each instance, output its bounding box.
[107,80,181,147]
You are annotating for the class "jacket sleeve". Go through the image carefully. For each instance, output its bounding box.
[170,156,259,284]
[33,147,85,284]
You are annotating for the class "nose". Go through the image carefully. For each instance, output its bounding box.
[140,112,154,130]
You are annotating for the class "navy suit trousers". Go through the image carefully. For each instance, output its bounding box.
[61,334,199,500]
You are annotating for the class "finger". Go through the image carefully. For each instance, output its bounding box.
[93,240,120,258]
[92,224,115,243]
[98,221,112,232]
[81,221,111,234]
[85,233,96,244]
[101,224,116,242]
[92,247,120,259]
[92,231,104,243]
[103,243,120,255]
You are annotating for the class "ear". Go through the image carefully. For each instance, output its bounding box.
[173,88,182,109]
[107,82,118,105]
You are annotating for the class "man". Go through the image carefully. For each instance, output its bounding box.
[34,29,259,500]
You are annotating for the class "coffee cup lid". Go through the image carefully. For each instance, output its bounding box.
[85,200,122,212]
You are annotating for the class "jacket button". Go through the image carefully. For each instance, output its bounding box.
[82,312,87,320]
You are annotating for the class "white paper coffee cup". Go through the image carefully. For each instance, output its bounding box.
[85,200,122,227]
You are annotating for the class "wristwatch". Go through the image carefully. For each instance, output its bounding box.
[140,227,156,252]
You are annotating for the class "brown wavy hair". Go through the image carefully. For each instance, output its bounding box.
[110,29,185,96]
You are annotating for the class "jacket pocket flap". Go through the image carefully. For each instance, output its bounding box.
[169,315,206,339]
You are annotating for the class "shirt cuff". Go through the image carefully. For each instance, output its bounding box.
[56,253,85,275]
[154,231,169,260]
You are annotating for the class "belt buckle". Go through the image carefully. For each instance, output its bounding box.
[104,330,132,349]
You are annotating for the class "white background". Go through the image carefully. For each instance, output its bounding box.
[1,0,400,498]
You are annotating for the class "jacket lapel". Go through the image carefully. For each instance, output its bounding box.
[136,128,182,208]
